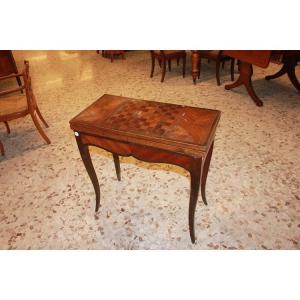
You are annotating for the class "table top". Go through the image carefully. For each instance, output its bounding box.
[70,94,221,155]
[223,50,273,68]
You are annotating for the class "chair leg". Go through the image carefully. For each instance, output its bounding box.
[29,111,51,144]
[222,60,225,69]
[32,93,49,128]
[168,60,171,72]
[0,140,4,156]
[150,54,155,78]
[161,59,166,82]
[4,122,10,134]
[158,58,162,68]
[35,107,49,128]
[216,60,221,86]
[16,76,22,88]
[198,59,201,80]
[230,58,235,81]
[182,55,186,78]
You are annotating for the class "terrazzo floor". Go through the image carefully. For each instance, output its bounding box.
[0,50,299,249]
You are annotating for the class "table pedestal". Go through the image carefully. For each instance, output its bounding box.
[225,62,263,106]
[265,55,300,91]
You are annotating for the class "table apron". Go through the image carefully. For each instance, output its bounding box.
[79,133,207,172]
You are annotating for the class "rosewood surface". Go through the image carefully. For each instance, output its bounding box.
[70,94,221,243]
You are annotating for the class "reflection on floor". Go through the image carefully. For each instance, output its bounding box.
[0,50,299,249]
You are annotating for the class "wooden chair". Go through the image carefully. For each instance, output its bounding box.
[150,50,186,82]
[0,60,50,155]
[98,50,125,62]
[197,50,235,85]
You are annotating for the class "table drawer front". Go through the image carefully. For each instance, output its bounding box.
[79,133,193,171]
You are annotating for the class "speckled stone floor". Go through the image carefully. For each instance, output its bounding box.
[0,50,299,249]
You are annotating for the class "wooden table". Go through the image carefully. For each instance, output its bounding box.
[191,50,300,106]
[70,94,221,243]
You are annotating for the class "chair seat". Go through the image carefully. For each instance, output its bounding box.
[0,94,28,117]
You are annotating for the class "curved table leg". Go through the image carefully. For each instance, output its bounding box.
[287,67,300,91]
[201,141,214,206]
[265,64,288,80]
[225,61,263,106]
[113,153,121,181]
[189,158,202,244]
[265,56,300,91]
[75,133,101,212]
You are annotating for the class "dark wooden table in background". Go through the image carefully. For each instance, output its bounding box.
[191,50,300,106]
[70,94,221,243]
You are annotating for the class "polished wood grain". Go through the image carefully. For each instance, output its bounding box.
[70,94,221,243]
[0,61,50,155]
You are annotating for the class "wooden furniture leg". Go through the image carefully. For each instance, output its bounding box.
[29,111,51,144]
[75,134,101,212]
[189,158,202,244]
[216,60,221,86]
[0,140,4,156]
[113,153,121,181]
[150,53,155,78]
[182,54,186,78]
[32,93,49,128]
[161,59,166,82]
[168,60,171,72]
[200,141,214,206]
[16,76,22,89]
[265,56,300,91]
[230,58,235,81]
[4,121,10,134]
[191,51,200,84]
[225,61,263,106]
[35,107,49,128]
